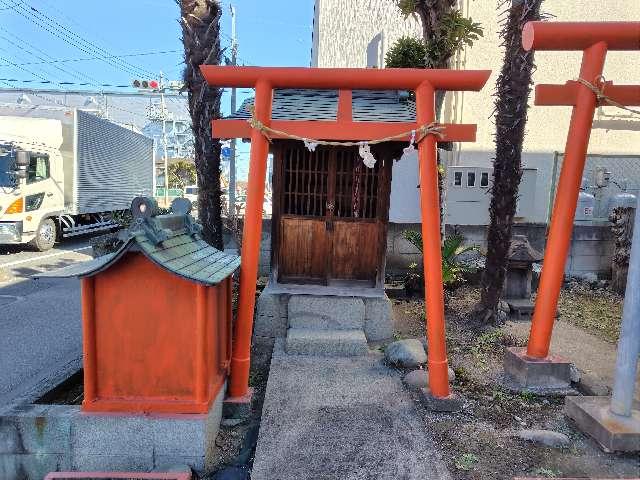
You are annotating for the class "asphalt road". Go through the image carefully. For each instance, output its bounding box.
[0,238,93,405]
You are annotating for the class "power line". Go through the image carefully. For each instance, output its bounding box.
[0,49,184,68]
[1,0,155,78]
[0,77,132,88]
[0,28,102,86]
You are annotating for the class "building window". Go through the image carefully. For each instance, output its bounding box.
[453,171,463,187]
[27,154,50,184]
[480,171,489,188]
[467,171,476,187]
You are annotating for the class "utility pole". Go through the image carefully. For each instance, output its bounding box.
[229,4,237,218]
[159,71,169,207]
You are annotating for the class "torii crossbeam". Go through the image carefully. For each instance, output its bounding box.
[520,22,640,363]
[201,66,491,402]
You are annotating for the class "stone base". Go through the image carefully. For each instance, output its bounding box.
[504,347,573,393]
[254,286,394,342]
[565,396,640,452]
[505,298,535,320]
[0,387,225,480]
[419,389,463,412]
[222,388,253,420]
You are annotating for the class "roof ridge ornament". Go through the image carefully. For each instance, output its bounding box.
[122,196,202,246]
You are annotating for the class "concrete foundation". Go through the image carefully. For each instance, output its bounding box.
[222,388,253,420]
[419,390,463,412]
[505,298,535,320]
[0,386,225,480]
[504,347,573,392]
[254,288,394,343]
[565,395,640,452]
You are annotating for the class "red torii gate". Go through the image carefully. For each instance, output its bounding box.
[201,66,490,401]
[520,22,640,366]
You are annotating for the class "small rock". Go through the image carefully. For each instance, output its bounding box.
[403,367,456,390]
[385,339,427,368]
[221,418,245,428]
[517,429,570,448]
[569,364,581,383]
[498,300,511,313]
[579,272,598,285]
[496,309,508,323]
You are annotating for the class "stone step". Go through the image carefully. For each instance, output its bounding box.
[285,328,369,356]
[288,295,365,330]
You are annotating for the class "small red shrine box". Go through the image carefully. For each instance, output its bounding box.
[42,197,239,414]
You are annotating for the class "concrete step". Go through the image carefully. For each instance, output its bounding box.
[288,295,365,330]
[286,328,369,356]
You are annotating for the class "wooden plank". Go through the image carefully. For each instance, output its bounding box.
[330,221,380,282]
[337,90,353,122]
[278,217,327,281]
[211,119,478,142]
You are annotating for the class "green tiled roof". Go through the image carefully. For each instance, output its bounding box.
[37,197,240,286]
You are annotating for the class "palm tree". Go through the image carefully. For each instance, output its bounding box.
[178,0,224,249]
[395,1,482,242]
[478,0,543,321]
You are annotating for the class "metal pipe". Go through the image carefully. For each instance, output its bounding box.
[228,78,272,398]
[527,41,608,359]
[610,199,640,417]
[416,80,450,398]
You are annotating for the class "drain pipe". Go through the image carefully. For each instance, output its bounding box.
[610,196,640,417]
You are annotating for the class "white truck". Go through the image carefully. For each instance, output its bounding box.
[0,108,154,250]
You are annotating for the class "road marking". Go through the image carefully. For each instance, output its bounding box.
[0,246,92,268]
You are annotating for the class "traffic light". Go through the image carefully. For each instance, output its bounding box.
[132,79,160,90]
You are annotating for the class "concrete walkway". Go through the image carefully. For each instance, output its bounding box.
[251,340,451,480]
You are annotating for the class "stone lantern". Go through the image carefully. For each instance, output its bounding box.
[503,234,543,319]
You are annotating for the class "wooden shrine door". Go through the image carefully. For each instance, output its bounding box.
[272,143,391,287]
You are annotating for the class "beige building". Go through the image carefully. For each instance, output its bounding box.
[311,0,640,224]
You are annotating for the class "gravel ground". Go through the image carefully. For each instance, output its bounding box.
[391,284,639,480]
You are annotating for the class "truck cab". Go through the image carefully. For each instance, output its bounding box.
[0,117,65,250]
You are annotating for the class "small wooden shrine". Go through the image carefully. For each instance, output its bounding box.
[41,197,240,414]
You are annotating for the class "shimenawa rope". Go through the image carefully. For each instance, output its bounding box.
[576,76,640,116]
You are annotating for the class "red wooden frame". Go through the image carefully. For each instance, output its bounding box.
[201,65,490,399]
[522,21,640,359]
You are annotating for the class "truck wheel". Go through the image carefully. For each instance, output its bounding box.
[31,218,57,251]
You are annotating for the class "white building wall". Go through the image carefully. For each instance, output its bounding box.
[313,0,640,225]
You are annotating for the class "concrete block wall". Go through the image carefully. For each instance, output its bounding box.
[253,219,614,280]
[0,386,225,480]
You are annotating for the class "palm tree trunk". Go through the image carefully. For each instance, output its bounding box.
[479,0,543,321]
[179,0,224,250]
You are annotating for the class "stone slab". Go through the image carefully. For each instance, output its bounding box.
[285,328,369,356]
[251,339,451,480]
[504,347,572,392]
[288,295,365,330]
[505,298,535,321]
[253,291,288,339]
[565,395,640,452]
[363,296,394,342]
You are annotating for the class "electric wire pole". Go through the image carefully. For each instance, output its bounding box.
[229,4,237,218]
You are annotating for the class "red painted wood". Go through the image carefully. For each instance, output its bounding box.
[200,65,491,90]
[337,90,353,122]
[211,119,478,143]
[536,82,640,106]
[523,21,640,51]
[81,252,228,414]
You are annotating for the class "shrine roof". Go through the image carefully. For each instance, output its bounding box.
[37,198,240,286]
[227,89,417,123]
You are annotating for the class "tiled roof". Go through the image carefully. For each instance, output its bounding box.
[37,198,240,285]
[228,89,417,123]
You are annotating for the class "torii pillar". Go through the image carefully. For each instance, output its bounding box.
[504,21,640,400]
[200,66,490,411]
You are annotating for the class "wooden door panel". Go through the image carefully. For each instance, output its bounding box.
[278,216,328,281]
[330,221,380,281]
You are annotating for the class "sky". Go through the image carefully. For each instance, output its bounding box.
[0,0,315,178]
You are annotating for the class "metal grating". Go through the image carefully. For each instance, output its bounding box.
[75,110,154,214]
[230,89,415,123]
[45,473,190,480]
[282,145,329,217]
